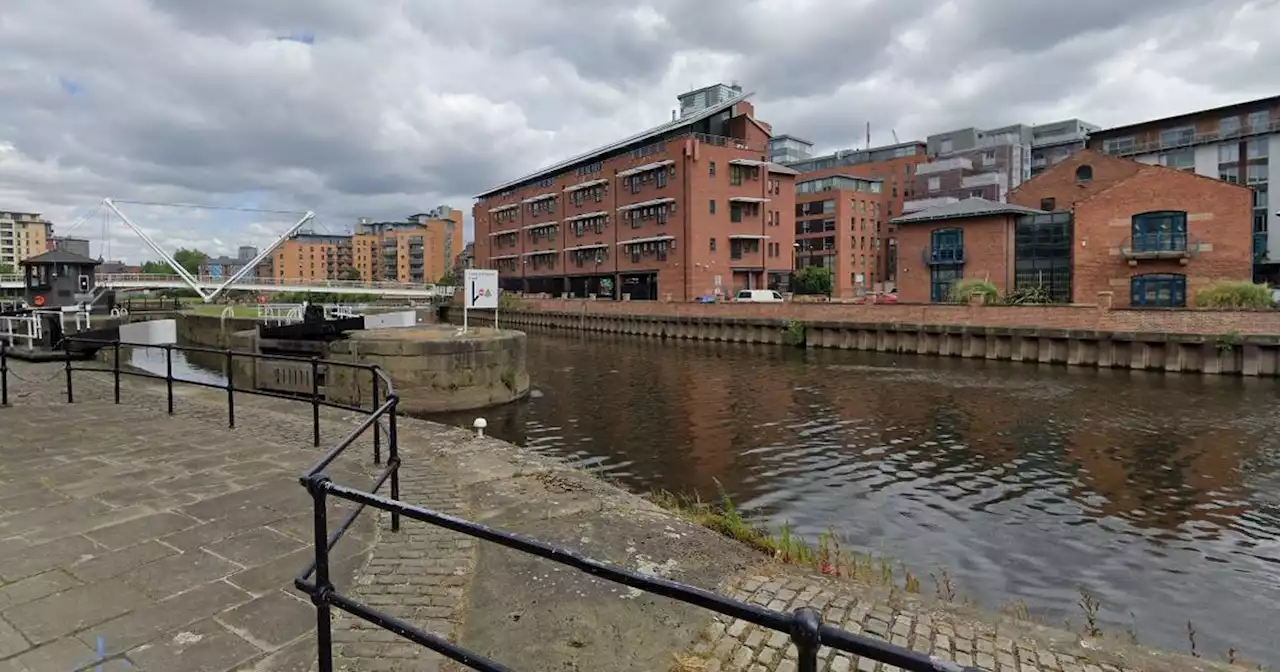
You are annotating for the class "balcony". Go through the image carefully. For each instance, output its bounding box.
[923,246,965,265]
[1255,232,1269,261]
[1101,118,1280,157]
[1119,233,1197,263]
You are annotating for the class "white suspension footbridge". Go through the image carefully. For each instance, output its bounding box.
[0,198,458,302]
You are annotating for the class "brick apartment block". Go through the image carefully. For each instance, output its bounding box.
[473,84,798,301]
[894,149,1252,307]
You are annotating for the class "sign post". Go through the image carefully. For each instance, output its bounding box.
[463,269,498,333]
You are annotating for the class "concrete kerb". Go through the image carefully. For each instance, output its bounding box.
[0,363,1248,672]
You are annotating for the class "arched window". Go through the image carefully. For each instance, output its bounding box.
[1131,211,1188,253]
[1131,273,1186,308]
[1075,165,1093,183]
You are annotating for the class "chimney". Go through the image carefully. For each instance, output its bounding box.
[672,109,677,121]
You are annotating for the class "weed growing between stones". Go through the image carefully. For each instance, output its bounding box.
[648,487,1271,669]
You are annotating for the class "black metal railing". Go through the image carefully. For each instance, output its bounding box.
[0,342,8,407]
[51,337,976,672]
[1122,232,1191,257]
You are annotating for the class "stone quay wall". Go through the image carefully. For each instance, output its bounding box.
[460,299,1280,376]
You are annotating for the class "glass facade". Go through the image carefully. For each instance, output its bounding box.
[1014,213,1073,302]
[1131,274,1187,308]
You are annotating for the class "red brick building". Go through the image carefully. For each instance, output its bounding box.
[473,87,798,301]
[894,150,1253,307]
[794,175,889,298]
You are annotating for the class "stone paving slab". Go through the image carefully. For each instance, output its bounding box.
[0,362,379,671]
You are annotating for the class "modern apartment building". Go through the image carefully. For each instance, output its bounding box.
[200,245,272,279]
[472,87,798,301]
[1086,96,1279,280]
[894,149,1252,307]
[784,141,929,288]
[1030,119,1100,177]
[272,208,462,284]
[907,125,1034,213]
[794,174,888,297]
[768,135,814,165]
[0,211,52,270]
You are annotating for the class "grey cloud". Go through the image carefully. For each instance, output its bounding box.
[0,0,1275,259]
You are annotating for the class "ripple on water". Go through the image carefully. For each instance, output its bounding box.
[423,331,1280,663]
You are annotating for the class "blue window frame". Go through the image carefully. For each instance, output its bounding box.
[930,267,962,303]
[1131,211,1187,253]
[1130,274,1186,308]
[930,227,964,264]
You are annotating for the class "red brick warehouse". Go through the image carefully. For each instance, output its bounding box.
[893,149,1252,307]
[473,83,799,301]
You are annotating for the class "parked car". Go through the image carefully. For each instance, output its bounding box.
[734,289,785,303]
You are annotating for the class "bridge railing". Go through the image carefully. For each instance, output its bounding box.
[22,336,976,672]
[100,273,456,293]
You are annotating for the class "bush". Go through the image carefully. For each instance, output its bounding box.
[947,279,999,304]
[1195,281,1274,309]
[793,266,832,296]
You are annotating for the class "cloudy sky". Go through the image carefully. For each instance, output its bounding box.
[2,0,1277,264]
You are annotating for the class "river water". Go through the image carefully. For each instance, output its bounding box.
[433,330,1280,664]
[148,333,1280,662]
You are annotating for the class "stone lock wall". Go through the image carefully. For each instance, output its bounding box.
[327,327,530,414]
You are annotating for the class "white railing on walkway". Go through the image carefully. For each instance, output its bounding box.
[0,273,458,298]
[0,314,41,347]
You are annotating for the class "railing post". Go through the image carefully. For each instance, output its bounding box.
[64,339,74,404]
[225,349,236,428]
[791,607,822,672]
[389,395,400,533]
[310,357,321,447]
[164,344,174,415]
[371,369,381,465]
[112,340,121,404]
[0,343,7,407]
[307,475,335,672]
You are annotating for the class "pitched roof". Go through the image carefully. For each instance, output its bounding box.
[475,92,757,199]
[889,197,1043,224]
[766,162,800,176]
[18,249,102,266]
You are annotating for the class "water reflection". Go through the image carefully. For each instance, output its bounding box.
[128,346,227,386]
[432,329,1280,662]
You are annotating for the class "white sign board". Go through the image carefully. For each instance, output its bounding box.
[362,311,416,330]
[465,269,499,309]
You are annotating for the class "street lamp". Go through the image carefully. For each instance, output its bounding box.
[791,242,800,292]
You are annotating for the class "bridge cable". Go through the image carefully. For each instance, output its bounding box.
[109,199,308,216]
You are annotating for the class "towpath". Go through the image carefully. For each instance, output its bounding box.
[0,360,1244,671]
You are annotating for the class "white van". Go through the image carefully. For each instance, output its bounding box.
[734,289,785,303]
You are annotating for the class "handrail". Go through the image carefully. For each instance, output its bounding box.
[46,336,977,671]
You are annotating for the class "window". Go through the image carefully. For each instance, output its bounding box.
[1249,110,1271,132]
[709,162,716,176]
[709,200,716,214]
[930,267,962,303]
[1075,165,1093,183]
[1040,197,1056,211]
[1159,126,1195,148]
[1247,140,1269,160]
[1219,116,1242,136]
[1219,143,1240,163]
[929,227,963,264]
[927,176,941,192]
[1248,164,1268,185]
[1131,211,1188,253]
[1014,212,1073,303]
[709,238,716,252]
[1158,149,1195,170]
[1103,137,1136,154]
[1130,274,1186,308]
[1220,165,1240,184]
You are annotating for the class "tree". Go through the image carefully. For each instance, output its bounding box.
[140,248,208,276]
[438,271,457,286]
[0,263,13,275]
[337,267,362,281]
[793,266,832,296]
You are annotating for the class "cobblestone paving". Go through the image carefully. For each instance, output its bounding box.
[686,573,1242,672]
[0,362,379,671]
